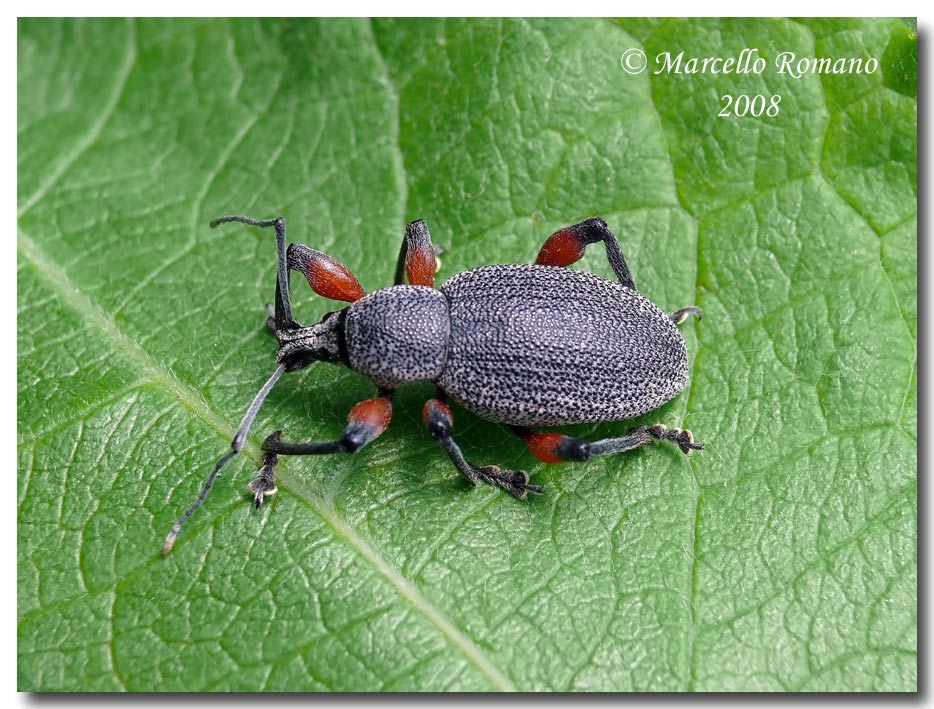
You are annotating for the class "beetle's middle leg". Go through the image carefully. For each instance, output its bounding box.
[423,397,543,499]
[250,390,395,507]
[394,219,444,287]
[510,424,704,465]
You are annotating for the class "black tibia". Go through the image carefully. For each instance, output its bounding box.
[511,423,703,463]
[670,306,702,325]
[249,391,395,507]
[394,219,438,287]
[589,424,704,457]
[423,397,543,499]
[576,217,637,291]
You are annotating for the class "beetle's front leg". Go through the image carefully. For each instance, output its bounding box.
[247,444,281,506]
[423,398,543,499]
[210,215,366,333]
[250,392,394,507]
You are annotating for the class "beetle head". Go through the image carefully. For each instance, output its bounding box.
[274,309,347,372]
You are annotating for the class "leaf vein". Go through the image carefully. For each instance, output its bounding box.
[698,478,915,633]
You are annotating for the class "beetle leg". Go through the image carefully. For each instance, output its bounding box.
[592,424,704,456]
[535,217,637,291]
[423,398,543,499]
[670,306,702,325]
[253,391,395,506]
[263,302,277,332]
[210,215,366,332]
[511,427,593,462]
[286,243,366,303]
[394,219,440,287]
[247,444,280,506]
[511,423,703,463]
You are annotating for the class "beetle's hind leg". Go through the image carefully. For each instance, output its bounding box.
[511,423,704,464]
[535,217,637,290]
[423,398,543,499]
[670,306,702,325]
[591,424,704,456]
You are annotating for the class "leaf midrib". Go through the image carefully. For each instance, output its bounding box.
[16,227,516,692]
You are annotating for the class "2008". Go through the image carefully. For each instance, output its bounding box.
[719,94,782,117]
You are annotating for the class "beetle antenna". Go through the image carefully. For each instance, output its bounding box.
[210,215,294,329]
[162,363,286,556]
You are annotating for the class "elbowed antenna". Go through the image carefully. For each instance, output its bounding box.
[162,363,286,556]
[210,215,294,328]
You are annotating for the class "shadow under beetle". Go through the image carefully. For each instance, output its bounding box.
[163,215,703,555]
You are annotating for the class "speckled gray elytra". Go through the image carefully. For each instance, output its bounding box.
[438,264,688,426]
[162,215,703,556]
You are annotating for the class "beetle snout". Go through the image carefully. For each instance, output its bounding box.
[274,309,348,372]
[274,327,319,371]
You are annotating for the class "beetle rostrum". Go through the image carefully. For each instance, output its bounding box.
[162,215,703,555]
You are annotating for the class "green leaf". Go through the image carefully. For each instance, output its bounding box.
[18,18,916,691]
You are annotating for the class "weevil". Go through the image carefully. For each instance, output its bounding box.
[163,215,703,555]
